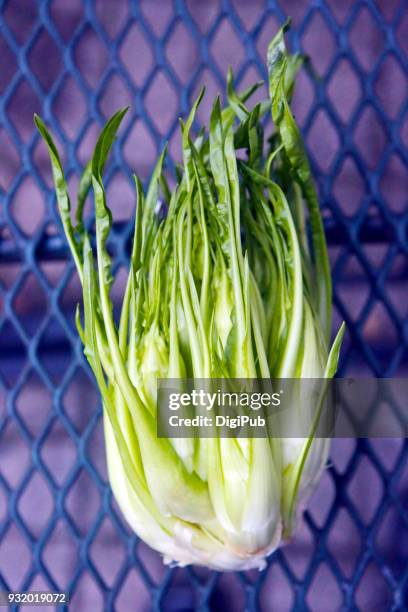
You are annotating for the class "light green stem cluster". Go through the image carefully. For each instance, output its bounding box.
[35,24,344,571]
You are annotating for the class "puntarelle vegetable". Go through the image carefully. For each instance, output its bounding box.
[36,23,344,571]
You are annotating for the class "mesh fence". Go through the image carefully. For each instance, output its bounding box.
[0,0,407,610]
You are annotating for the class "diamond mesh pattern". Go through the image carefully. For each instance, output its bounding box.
[0,1,407,610]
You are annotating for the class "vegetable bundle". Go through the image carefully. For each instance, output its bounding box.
[36,24,343,570]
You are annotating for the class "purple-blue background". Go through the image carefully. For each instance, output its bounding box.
[0,0,407,610]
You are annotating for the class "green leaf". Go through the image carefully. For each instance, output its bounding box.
[75,160,92,237]
[268,23,332,343]
[181,87,205,190]
[34,114,83,280]
[92,107,129,179]
[226,67,249,121]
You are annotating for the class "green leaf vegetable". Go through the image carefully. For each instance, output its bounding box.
[36,24,344,571]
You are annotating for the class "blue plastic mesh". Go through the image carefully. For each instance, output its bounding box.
[0,0,407,610]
